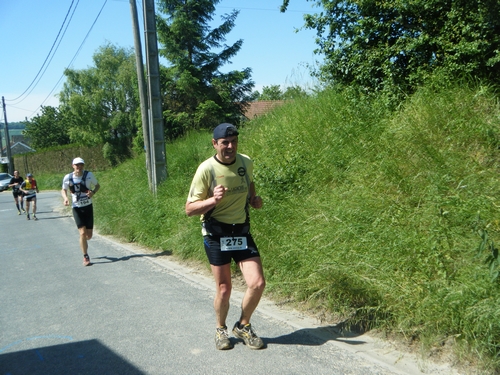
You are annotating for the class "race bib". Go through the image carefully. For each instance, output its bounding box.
[75,198,90,207]
[220,236,248,251]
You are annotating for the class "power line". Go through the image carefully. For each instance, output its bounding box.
[9,2,81,109]
[217,6,310,13]
[6,0,78,104]
[26,0,109,119]
[5,0,109,120]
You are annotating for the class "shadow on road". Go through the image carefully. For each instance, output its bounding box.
[18,209,71,221]
[30,215,70,221]
[0,338,144,375]
[32,210,65,214]
[264,325,367,347]
[92,250,172,264]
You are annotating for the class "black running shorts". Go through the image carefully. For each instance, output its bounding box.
[203,234,260,266]
[72,204,94,229]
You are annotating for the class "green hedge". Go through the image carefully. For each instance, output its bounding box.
[12,144,110,177]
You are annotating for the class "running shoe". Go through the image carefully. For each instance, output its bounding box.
[18,211,21,215]
[83,255,92,266]
[232,322,264,349]
[215,326,233,350]
[33,215,38,221]
[26,215,30,220]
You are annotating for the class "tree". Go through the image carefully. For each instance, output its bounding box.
[282,85,308,100]
[156,0,254,139]
[23,106,70,149]
[281,0,500,99]
[253,85,308,100]
[258,85,283,100]
[59,43,140,164]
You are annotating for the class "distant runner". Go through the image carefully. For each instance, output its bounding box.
[20,173,39,220]
[9,170,26,215]
[61,157,100,266]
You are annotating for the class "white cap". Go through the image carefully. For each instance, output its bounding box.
[72,157,85,165]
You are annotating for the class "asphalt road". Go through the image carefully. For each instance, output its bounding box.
[0,191,459,375]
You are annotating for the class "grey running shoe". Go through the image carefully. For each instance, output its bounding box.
[232,322,264,349]
[215,326,233,350]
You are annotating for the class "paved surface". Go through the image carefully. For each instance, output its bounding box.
[0,191,460,375]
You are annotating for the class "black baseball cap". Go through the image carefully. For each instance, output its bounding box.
[213,123,239,140]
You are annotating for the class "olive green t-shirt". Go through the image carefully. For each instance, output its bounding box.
[187,154,253,226]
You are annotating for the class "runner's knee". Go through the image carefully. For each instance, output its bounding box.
[217,281,232,299]
[248,276,266,292]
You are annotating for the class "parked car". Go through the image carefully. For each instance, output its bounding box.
[0,173,13,192]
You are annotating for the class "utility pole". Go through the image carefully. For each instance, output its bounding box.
[143,0,167,194]
[130,0,152,189]
[0,117,3,157]
[1,97,14,174]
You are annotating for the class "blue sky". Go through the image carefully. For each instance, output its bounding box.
[1,0,321,123]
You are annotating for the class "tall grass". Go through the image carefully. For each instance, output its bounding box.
[92,82,500,372]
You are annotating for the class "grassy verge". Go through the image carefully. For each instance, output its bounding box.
[43,82,500,373]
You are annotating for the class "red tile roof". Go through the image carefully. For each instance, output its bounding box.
[244,100,285,119]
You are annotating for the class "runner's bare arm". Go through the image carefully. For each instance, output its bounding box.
[185,185,226,216]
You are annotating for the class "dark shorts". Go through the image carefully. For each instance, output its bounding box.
[25,195,36,202]
[72,205,94,229]
[203,234,260,266]
[12,190,22,198]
